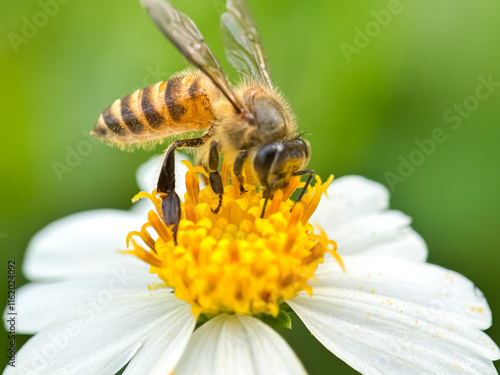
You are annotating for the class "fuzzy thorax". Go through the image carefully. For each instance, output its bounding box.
[123,161,342,318]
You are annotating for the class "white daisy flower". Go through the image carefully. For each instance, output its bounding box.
[5,156,499,375]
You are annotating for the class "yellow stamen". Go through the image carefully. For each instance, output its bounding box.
[300,175,333,224]
[148,210,172,243]
[126,222,156,253]
[125,164,341,318]
[282,176,303,201]
[120,239,162,268]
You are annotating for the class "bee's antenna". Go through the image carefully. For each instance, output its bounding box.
[295,131,308,139]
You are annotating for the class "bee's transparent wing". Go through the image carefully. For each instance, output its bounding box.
[221,0,272,87]
[141,0,247,112]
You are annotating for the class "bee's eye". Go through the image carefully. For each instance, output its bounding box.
[253,143,279,186]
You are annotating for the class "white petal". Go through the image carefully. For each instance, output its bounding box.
[135,153,191,200]
[122,300,195,375]
[5,292,195,375]
[23,209,150,280]
[333,211,427,261]
[312,175,427,261]
[355,227,426,262]
[312,175,389,226]
[175,314,307,375]
[289,256,500,375]
[8,273,161,334]
[315,256,493,330]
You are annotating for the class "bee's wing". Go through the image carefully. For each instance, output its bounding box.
[141,0,247,113]
[220,0,272,87]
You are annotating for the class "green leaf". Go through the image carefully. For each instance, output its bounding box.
[195,313,216,329]
[194,309,292,332]
[258,309,292,331]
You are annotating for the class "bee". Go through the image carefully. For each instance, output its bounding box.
[92,0,314,233]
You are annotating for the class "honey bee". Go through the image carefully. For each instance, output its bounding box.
[92,0,314,233]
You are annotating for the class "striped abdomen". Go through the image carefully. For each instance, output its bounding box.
[92,72,218,145]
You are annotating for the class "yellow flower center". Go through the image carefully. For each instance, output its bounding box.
[124,161,342,318]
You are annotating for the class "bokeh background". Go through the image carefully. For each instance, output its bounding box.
[1,0,499,373]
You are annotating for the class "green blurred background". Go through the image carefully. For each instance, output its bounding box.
[1,0,499,373]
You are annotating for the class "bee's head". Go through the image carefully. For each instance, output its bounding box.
[241,88,292,144]
[253,138,310,191]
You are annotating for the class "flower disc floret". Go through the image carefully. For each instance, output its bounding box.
[124,162,341,317]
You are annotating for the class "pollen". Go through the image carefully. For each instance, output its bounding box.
[123,161,342,318]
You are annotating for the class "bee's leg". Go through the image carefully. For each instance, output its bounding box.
[233,150,248,194]
[260,188,273,218]
[157,136,207,242]
[208,141,224,214]
[292,169,315,207]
